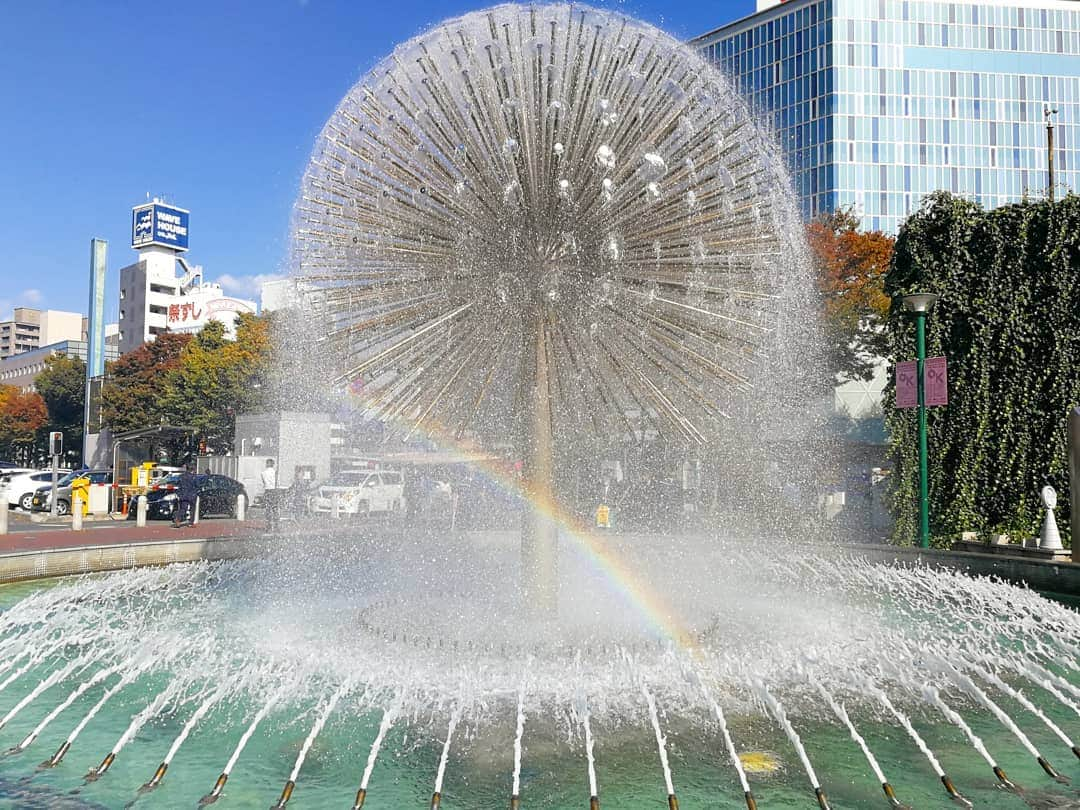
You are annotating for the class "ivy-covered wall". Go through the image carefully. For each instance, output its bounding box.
[885,192,1080,547]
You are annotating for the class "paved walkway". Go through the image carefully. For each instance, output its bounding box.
[0,518,264,554]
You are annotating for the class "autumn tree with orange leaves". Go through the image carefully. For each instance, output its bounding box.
[0,385,47,465]
[806,209,895,383]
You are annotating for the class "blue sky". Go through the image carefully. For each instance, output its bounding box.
[0,0,755,322]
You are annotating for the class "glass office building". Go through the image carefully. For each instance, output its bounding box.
[692,0,1080,232]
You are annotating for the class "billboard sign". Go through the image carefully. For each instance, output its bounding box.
[895,360,917,409]
[131,203,189,251]
[925,356,948,407]
[166,294,255,335]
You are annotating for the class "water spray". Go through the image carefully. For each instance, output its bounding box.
[640,682,679,809]
[350,694,402,810]
[940,657,1065,784]
[972,658,1074,781]
[811,680,907,808]
[578,692,602,810]
[865,682,971,807]
[430,706,462,810]
[201,684,289,805]
[142,684,229,792]
[699,682,756,810]
[0,656,83,733]
[86,676,185,781]
[511,684,526,810]
[754,680,830,810]
[270,682,350,808]
[14,659,125,752]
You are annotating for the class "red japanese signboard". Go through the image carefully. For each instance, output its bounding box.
[895,360,917,409]
[925,356,948,407]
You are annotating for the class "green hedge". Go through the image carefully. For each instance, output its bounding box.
[885,192,1080,547]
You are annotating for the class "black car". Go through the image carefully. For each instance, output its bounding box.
[127,473,248,521]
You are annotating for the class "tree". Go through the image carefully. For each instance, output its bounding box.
[0,386,47,465]
[162,314,272,454]
[101,332,192,435]
[885,191,1080,547]
[35,354,85,466]
[807,209,895,383]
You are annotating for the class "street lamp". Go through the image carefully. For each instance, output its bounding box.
[901,292,938,548]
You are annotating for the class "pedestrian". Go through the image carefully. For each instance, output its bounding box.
[172,465,199,528]
[261,459,279,530]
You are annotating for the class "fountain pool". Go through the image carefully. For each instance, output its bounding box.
[0,534,1075,808]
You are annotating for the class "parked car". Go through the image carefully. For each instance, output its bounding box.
[3,469,72,511]
[127,473,247,521]
[308,469,406,516]
[32,470,112,515]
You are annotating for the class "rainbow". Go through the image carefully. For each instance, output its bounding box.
[340,392,697,648]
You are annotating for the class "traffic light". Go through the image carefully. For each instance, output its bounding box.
[49,432,62,458]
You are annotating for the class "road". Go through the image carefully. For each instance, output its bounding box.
[0,508,261,553]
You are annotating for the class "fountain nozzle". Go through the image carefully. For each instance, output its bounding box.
[43,740,71,768]
[1073,745,1080,761]
[882,782,900,807]
[940,774,972,807]
[1037,756,1070,784]
[510,794,520,810]
[744,790,758,810]
[814,786,831,810]
[270,779,295,809]
[667,794,679,810]
[199,772,229,805]
[992,765,1021,792]
[430,791,442,810]
[351,787,367,809]
[86,751,115,781]
[590,795,600,810]
[141,761,168,791]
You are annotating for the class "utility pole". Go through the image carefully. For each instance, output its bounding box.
[1045,106,1058,202]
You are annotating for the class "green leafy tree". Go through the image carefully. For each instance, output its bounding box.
[885,191,1080,547]
[162,314,272,454]
[0,386,47,465]
[34,354,85,466]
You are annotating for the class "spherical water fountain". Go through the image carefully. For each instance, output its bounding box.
[0,5,1076,810]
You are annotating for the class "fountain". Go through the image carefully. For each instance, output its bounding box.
[0,5,1075,809]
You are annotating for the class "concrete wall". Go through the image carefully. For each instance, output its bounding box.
[849,543,1080,596]
[0,536,262,586]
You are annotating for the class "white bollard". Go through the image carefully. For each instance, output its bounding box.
[332,492,341,520]
[136,496,148,527]
[193,496,201,526]
[72,496,83,531]
[1039,485,1063,551]
[0,494,7,535]
[237,493,246,521]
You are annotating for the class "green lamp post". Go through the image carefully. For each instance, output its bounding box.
[901,292,938,548]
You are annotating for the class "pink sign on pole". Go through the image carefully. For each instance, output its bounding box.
[925,356,948,407]
[895,360,918,409]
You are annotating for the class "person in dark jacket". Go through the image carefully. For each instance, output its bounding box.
[172,467,199,527]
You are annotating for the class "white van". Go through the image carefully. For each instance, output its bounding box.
[309,469,406,516]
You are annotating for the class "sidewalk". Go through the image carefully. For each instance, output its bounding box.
[0,518,265,555]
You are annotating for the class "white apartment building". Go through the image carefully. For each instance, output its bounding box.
[0,308,84,359]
